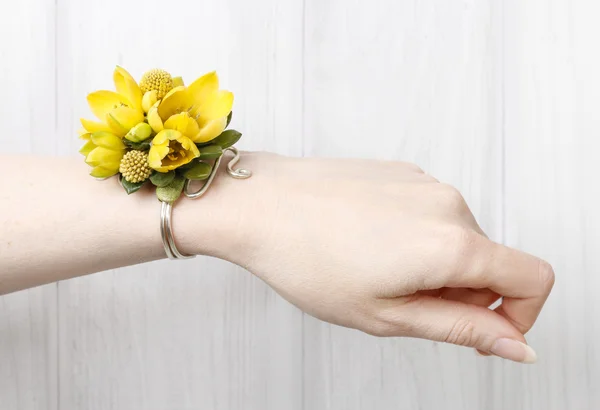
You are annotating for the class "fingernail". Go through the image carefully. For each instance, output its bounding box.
[475,349,491,357]
[490,338,537,364]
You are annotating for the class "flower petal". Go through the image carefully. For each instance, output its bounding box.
[188,71,219,106]
[113,66,143,112]
[161,129,183,142]
[164,112,201,139]
[194,116,227,143]
[90,131,126,150]
[173,76,184,87]
[147,101,164,133]
[148,130,198,172]
[176,134,200,157]
[85,146,124,167]
[189,142,200,158]
[106,106,145,137]
[79,140,96,156]
[148,144,170,170]
[196,90,234,123]
[87,90,130,121]
[90,166,119,179]
[158,86,192,120]
[152,129,172,146]
[81,118,113,133]
[142,90,158,113]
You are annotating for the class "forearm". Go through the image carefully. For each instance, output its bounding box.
[0,152,554,362]
[0,154,261,295]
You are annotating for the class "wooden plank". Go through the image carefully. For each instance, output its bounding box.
[0,0,58,409]
[504,1,600,409]
[55,0,304,409]
[302,1,504,408]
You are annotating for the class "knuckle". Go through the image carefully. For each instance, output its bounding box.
[444,318,479,347]
[437,184,468,213]
[443,227,480,269]
[397,161,425,174]
[538,260,556,292]
[409,163,425,174]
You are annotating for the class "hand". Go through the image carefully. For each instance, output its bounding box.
[208,152,554,364]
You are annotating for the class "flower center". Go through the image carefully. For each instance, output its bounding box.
[165,141,187,163]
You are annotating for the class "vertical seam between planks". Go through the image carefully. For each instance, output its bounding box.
[300,0,306,159]
[54,0,61,408]
[500,0,506,246]
[300,1,307,409]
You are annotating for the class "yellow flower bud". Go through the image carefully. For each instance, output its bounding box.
[82,132,126,179]
[142,90,158,113]
[125,122,153,143]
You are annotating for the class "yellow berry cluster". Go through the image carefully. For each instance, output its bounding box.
[119,150,152,183]
[139,68,174,100]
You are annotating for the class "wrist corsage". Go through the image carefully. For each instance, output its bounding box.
[78,67,251,259]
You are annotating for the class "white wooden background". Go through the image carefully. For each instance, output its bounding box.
[0,0,597,409]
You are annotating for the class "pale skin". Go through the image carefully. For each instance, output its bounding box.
[0,152,554,364]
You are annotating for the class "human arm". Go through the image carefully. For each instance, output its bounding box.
[0,152,554,363]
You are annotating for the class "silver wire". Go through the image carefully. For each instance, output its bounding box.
[160,147,251,259]
[184,147,252,199]
[160,201,194,260]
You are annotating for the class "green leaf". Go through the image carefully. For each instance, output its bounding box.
[150,171,176,187]
[120,177,146,195]
[183,161,213,180]
[177,159,199,171]
[123,139,151,151]
[156,176,186,203]
[198,145,223,160]
[226,111,233,128]
[208,129,242,149]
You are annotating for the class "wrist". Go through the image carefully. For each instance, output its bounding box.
[174,151,275,264]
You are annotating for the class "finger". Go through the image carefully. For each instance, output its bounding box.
[456,288,502,357]
[374,295,537,364]
[417,289,441,298]
[440,288,500,308]
[447,235,555,336]
[484,246,554,334]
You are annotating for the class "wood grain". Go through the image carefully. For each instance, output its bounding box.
[3,0,599,409]
[0,0,58,409]
[504,1,600,409]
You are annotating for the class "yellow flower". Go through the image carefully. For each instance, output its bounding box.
[148,129,200,173]
[80,66,145,138]
[147,71,233,143]
[79,131,126,178]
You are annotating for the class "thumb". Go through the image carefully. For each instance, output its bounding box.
[376,295,538,364]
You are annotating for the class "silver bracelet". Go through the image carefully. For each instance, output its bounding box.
[159,147,252,260]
